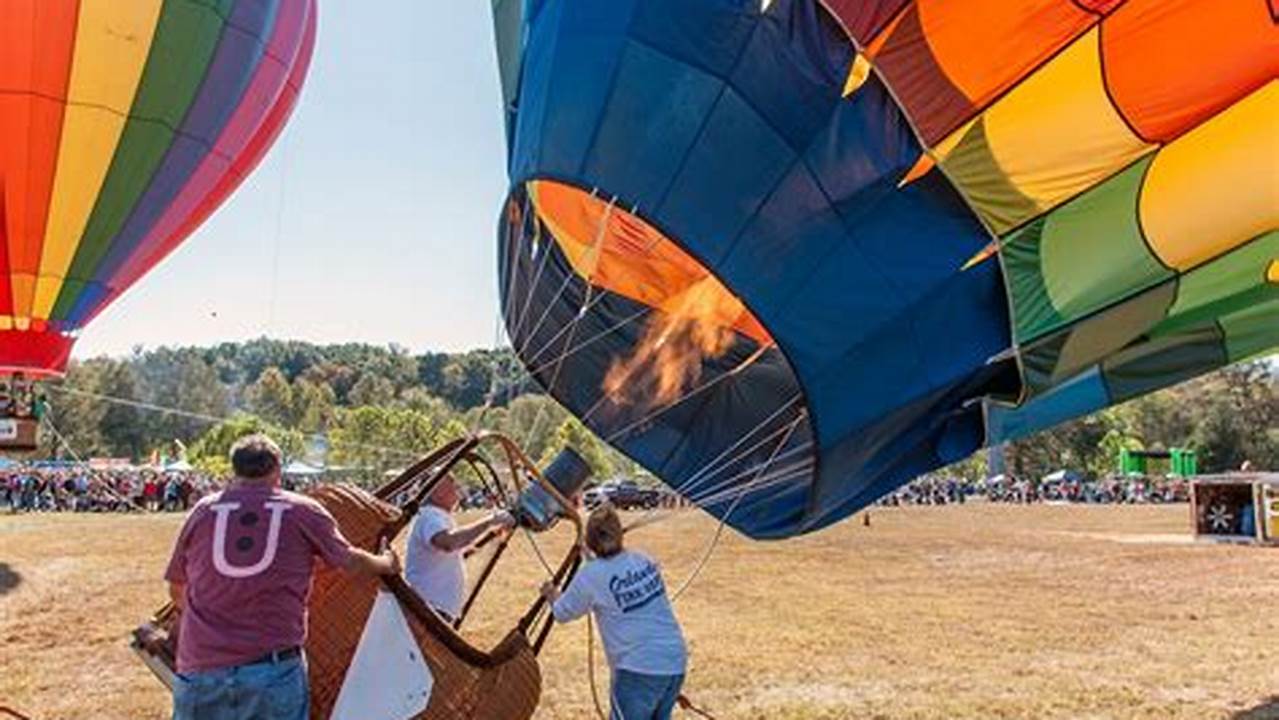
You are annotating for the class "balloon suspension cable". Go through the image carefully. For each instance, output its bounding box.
[498,192,533,344]
[516,199,616,452]
[670,406,804,602]
[507,207,557,348]
[658,396,802,499]
[44,385,421,461]
[620,408,807,535]
[38,412,86,465]
[470,334,505,433]
[519,292,636,373]
[513,197,615,363]
[38,412,136,509]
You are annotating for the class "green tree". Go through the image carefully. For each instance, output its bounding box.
[46,359,110,457]
[292,378,336,433]
[347,374,396,408]
[134,348,229,445]
[95,360,148,459]
[245,366,295,426]
[189,414,304,477]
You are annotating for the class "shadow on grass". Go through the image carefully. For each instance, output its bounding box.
[1233,697,1279,720]
[0,562,20,596]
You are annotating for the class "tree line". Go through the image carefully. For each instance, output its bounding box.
[35,338,1278,484]
[42,339,632,482]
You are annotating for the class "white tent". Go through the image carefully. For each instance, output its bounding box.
[283,460,324,476]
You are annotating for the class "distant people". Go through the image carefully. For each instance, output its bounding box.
[404,471,514,622]
[541,504,687,720]
[164,434,399,720]
[1240,460,1255,473]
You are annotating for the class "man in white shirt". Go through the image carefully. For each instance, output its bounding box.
[541,504,687,720]
[404,473,514,622]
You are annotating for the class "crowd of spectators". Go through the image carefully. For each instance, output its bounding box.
[882,473,1191,506]
[0,466,222,513]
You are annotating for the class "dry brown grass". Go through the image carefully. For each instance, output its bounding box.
[3,503,1278,720]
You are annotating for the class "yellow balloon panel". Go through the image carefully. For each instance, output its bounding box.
[1140,82,1279,272]
[939,28,1152,235]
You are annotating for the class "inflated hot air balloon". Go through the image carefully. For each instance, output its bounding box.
[0,0,317,378]
[493,0,1277,538]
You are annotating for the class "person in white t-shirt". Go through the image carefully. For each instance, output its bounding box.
[541,504,687,720]
[404,473,514,621]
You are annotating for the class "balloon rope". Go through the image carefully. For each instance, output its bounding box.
[655,398,802,498]
[514,270,581,362]
[514,198,615,362]
[683,458,814,509]
[517,198,615,451]
[44,385,420,460]
[38,413,86,465]
[669,410,803,602]
[499,193,534,343]
[520,296,639,372]
[508,201,558,347]
[38,413,137,510]
[623,422,811,535]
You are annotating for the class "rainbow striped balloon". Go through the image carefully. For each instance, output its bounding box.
[0,0,318,374]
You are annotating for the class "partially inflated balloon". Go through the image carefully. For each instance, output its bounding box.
[493,0,1277,538]
[0,0,318,374]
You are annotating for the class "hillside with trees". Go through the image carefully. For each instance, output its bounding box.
[35,339,1278,483]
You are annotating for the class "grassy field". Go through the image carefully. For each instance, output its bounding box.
[2,503,1277,719]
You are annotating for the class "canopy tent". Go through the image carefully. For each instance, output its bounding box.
[283,460,325,476]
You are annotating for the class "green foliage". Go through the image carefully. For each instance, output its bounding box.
[187,413,305,478]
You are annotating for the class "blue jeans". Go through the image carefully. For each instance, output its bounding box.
[172,655,307,720]
[611,669,684,720]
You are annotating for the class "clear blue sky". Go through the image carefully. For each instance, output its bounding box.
[74,2,508,358]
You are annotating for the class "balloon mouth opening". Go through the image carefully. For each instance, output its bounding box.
[524,179,776,411]
[502,179,815,536]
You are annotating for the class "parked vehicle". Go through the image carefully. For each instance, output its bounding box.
[590,479,662,510]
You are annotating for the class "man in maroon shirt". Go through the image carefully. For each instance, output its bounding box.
[165,434,399,720]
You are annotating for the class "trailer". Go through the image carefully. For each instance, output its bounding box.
[1190,473,1279,546]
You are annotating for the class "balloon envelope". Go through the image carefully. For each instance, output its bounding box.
[0,0,318,375]
[494,0,1277,538]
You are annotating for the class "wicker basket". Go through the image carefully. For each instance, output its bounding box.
[305,483,542,720]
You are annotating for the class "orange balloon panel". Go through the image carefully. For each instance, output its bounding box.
[859,0,1100,145]
[527,180,773,347]
[0,1,79,303]
[1102,0,1279,143]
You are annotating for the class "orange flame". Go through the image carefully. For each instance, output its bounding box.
[603,277,747,409]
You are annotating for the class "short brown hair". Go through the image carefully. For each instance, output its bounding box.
[230,434,282,479]
[585,504,624,558]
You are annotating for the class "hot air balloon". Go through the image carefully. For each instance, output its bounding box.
[0,0,317,447]
[493,0,1277,538]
